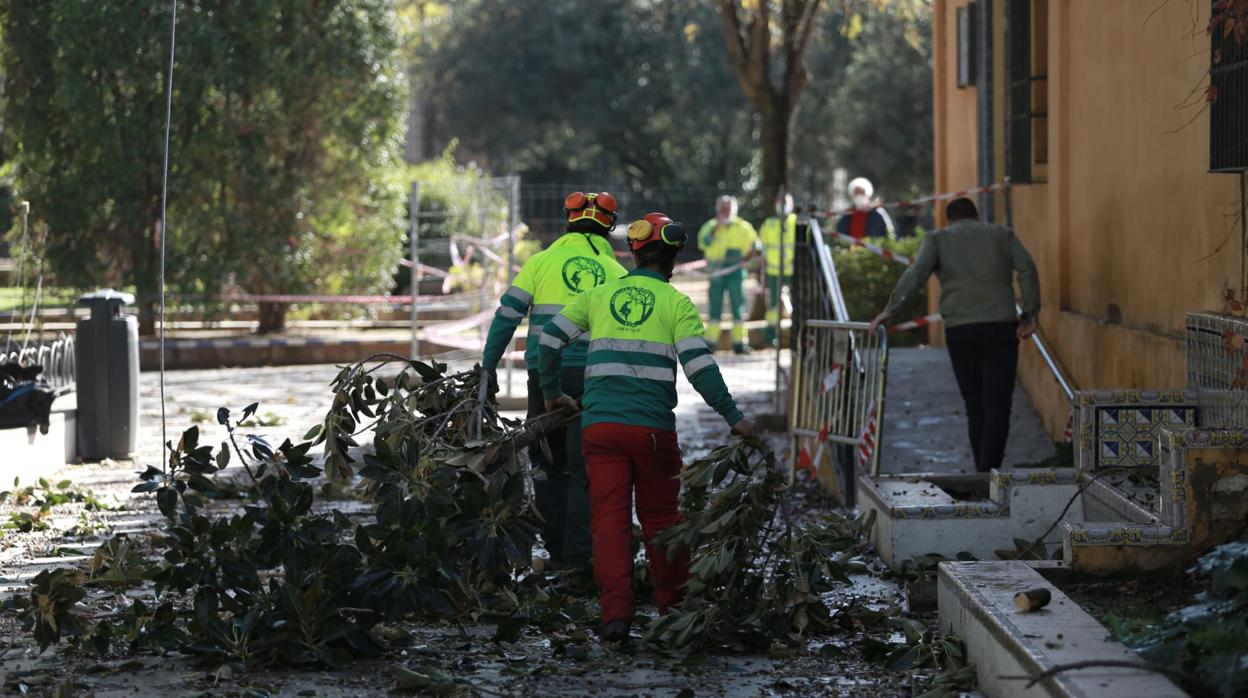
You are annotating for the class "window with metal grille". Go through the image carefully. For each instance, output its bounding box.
[957,3,977,88]
[1210,10,1248,173]
[1008,0,1048,183]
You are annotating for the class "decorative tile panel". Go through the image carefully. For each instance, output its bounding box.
[1073,390,1198,472]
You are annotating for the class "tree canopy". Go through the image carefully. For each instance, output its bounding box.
[0,0,407,331]
[414,0,931,217]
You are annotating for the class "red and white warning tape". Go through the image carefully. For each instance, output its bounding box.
[399,259,452,279]
[888,313,943,333]
[856,402,879,470]
[819,180,1011,219]
[217,292,474,305]
[1063,410,1074,444]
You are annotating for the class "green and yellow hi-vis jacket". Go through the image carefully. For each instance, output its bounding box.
[539,268,744,432]
[483,232,628,371]
[696,216,758,266]
[760,212,797,276]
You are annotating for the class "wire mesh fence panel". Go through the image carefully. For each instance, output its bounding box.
[519,183,728,262]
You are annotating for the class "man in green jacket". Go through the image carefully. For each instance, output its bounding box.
[539,212,755,642]
[759,194,796,347]
[869,197,1040,473]
[697,195,758,354]
[481,191,629,569]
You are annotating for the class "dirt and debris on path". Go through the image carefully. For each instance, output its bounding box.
[1,356,966,697]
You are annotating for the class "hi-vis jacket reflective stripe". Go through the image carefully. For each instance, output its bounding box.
[539,268,743,431]
[760,213,797,276]
[697,217,758,266]
[482,232,628,371]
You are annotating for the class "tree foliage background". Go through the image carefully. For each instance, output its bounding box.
[0,0,407,331]
[413,0,932,219]
[0,0,932,324]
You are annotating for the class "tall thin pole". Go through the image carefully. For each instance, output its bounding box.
[774,188,787,414]
[158,0,178,466]
[409,180,421,359]
[505,175,519,397]
[477,180,490,347]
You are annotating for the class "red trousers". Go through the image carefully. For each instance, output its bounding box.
[581,422,690,624]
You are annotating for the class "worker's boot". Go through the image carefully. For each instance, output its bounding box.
[600,619,631,644]
[733,342,752,355]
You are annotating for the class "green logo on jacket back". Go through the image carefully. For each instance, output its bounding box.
[561,256,607,293]
[609,286,656,328]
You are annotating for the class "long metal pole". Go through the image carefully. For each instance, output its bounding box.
[477,181,490,347]
[774,193,787,414]
[410,181,421,359]
[505,175,519,397]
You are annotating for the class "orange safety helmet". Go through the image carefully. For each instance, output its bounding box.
[626,212,688,251]
[564,191,619,229]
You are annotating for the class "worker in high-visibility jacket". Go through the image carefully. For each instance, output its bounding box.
[481,191,629,570]
[538,212,756,643]
[759,193,797,346]
[697,195,758,354]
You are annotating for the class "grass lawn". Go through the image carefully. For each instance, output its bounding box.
[0,286,108,313]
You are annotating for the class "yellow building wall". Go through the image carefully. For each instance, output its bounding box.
[929,0,982,346]
[934,0,1244,439]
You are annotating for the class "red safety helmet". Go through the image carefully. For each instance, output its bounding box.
[626,212,687,251]
[564,191,619,229]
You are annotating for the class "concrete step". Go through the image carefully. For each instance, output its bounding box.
[859,469,1084,567]
[938,560,1187,698]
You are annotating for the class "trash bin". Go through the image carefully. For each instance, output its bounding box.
[75,290,139,461]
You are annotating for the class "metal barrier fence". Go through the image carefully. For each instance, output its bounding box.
[790,321,888,493]
[788,215,889,503]
[1,334,76,391]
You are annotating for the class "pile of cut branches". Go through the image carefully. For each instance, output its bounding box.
[16,355,879,675]
[22,356,557,668]
[645,440,866,653]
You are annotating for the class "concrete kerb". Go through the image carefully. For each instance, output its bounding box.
[937,560,1187,698]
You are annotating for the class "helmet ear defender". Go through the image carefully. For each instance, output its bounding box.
[627,219,654,242]
[565,191,619,228]
[628,213,687,251]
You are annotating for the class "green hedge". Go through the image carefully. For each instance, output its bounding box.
[830,234,930,347]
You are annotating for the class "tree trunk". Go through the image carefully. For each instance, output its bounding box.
[759,100,791,210]
[138,299,156,337]
[257,301,288,334]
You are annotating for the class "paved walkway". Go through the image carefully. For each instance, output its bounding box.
[136,352,787,465]
[878,347,1054,474]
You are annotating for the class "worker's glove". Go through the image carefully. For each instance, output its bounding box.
[544,393,578,413]
[730,417,757,438]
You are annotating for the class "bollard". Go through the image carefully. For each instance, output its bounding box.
[75,290,139,461]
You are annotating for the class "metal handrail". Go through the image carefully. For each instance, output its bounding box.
[1017,303,1075,403]
[806,217,851,322]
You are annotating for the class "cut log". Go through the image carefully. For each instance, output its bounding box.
[1014,587,1053,612]
[475,406,582,471]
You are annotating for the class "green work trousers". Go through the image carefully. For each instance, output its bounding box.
[526,368,591,566]
[705,267,748,345]
[764,273,792,344]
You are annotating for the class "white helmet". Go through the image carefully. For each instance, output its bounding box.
[847,177,874,200]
